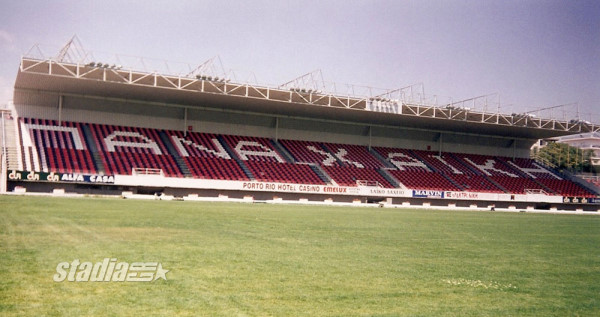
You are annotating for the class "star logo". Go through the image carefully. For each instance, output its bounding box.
[153,263,169,281]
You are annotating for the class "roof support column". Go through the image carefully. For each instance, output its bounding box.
[368,126,372,150]
[58,95,63,125]
[183,107,188,137]
[275,117,279,142]
[439,133,443,156]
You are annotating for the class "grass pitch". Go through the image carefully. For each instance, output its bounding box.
[1,196,599,316]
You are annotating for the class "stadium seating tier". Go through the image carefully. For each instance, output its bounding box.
[18,117,597,197]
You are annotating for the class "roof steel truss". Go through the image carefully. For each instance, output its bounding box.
[18,57,599,134]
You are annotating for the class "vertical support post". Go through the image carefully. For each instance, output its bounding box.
[275,117,279,142]
[513,139,517,161]
[183,107,188,137]
[368,126,372,150]
[58,95,63,125]
[439,133,443,156]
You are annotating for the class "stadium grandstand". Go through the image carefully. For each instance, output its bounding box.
[2,38,600,211]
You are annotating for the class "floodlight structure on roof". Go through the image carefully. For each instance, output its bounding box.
[445,93,500,113]
[279,69,326,94]
[524,103,578,121]
[185,55,228,82]
[223,69,259,86]
[507,102,594,131]
[279,71,423,108]
[370,83,426,105]
[41,35,196,76]
[55,35,90,64]
[524,103,591,127]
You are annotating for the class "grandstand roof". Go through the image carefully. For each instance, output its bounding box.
[14,57,598,140]
[552,132,600,141]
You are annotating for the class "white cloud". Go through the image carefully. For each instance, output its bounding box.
[0,30,17,51]
[0,30,12,41]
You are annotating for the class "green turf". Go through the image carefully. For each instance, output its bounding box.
[0,195,599,316]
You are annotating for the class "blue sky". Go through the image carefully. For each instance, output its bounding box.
[1,0,598,121]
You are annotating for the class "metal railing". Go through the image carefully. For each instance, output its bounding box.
[132,168,164,176]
